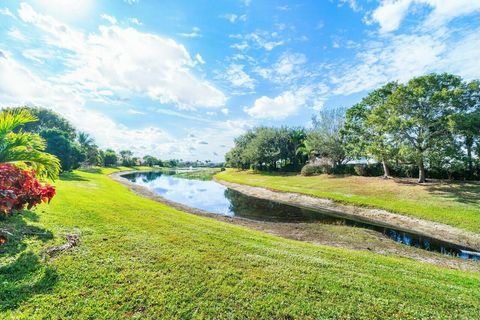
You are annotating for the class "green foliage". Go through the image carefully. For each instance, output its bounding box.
[300,163,332,176]
[119,150,135,166]
[5,106,77,139]
[143,155,162,167]
[0,109,60,180]
[40,129,84,172]
[226,127,309,171]
[342,82,399,177]
[103,149,118,167]
[307,107,348,166]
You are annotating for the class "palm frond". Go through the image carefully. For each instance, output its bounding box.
[0,109,37,135]
[4,148,60,180]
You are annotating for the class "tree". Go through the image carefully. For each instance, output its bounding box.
[7,106,77,139]
[343,82,399,177]
[306,108,348,166]
[78,132,102,166]
[40,129,85,172]
[387,73,464,183]
[119,150,135,166]
[103,149,118,167]
[448,80,480,176]
[143,155,161,167]
[0,109,60,180]
[78,132,94,149]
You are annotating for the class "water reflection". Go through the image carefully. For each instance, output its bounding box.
[123,172,480,261]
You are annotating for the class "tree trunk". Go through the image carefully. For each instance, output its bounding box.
[418,159,426,183]
[382,159,390,179]
[466,136,473,176]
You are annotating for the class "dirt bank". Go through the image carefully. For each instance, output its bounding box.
[111,171,479,271]
[216,179,480,251]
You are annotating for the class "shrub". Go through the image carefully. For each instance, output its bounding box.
[353,165,367,176]
[301,164,333,176]
[0,164,56,215]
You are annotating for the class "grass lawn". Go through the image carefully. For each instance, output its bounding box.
[0,168,479,319]
[216,170,480,234]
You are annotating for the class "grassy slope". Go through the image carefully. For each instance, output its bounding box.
[0,168,478,319]
[216,170,480,234]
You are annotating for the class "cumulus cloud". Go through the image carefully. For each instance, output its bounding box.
[18,3,226,109]
[244,89,311,120]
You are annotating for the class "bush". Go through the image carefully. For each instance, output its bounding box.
[301,164,333,176]
[0,164,56,215]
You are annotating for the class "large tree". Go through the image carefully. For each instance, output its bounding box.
[387,73,465,183]
[343,82,399,177]
[40,129,85,172]
[0,109,60,180]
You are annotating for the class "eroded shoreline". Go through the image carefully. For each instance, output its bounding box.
[110,171,480,271]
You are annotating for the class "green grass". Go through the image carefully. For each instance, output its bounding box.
[216,169,480,234]
[0,168,479,319]
[174,168,222,181]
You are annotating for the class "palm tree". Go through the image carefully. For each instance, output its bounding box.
[0,109,60,180]
[78,131,94,149]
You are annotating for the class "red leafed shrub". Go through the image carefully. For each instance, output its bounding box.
[0,163,56,215]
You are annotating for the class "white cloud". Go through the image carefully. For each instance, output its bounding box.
[18,3,226,109]
[220,13,246,23]
[230,31,285,51]
[244,89,310,120]
[179,26,201,38]
[224,64,255,89]
[339,0,361,12]
[0,7,15,18]
[100,14,117,25]
[195,53,205,64]
[7,28,27,42]
[255,52,307,84]
[221,108,229,115]
[128,17,142,25]
[370,0,480,33]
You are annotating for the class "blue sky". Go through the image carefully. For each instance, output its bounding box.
[0,0,479,161]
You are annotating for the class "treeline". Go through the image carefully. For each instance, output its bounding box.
[225,73,480,182]
[5,107,218,172]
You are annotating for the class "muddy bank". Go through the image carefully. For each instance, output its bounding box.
[216,179,480,252]
[111,171,479,271]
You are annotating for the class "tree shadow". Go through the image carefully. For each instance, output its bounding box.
[394,178,480,205]
[59,171,89,181]
[425,181,480,205]
[78,167,103,174]
[0,211,58,311]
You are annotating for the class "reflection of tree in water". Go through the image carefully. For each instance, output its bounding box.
[223,188,336,222]
[124,172,170,183]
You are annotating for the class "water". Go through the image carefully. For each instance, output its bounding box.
[122,171,480,261]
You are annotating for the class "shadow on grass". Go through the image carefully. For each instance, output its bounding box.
[426,182,480,205]
[60,171,89,181]
[0,211,58,311]
[78,167,103,174]
[394,178,480,205]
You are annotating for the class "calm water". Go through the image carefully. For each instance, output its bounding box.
[123,171,480,261]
